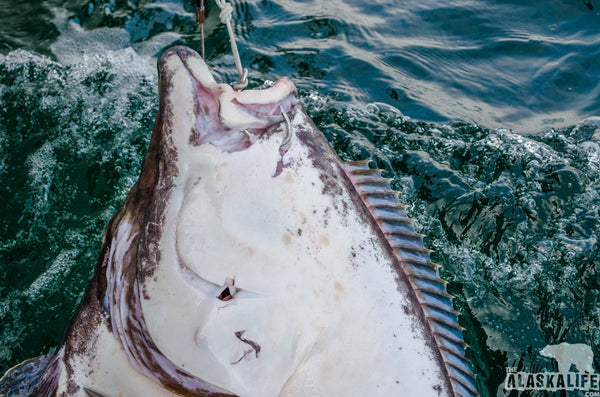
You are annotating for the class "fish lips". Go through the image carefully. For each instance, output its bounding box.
[157,46,297,152]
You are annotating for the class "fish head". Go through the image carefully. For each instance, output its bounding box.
[156,45,297,153]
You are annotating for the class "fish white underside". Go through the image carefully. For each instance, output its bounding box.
[157,117,444,396]
[58,115,448,397]
[39,47,472,396]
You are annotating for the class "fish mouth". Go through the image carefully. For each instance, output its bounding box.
[158,46,297,152]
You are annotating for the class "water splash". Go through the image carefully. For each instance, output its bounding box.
[0,28,158,369]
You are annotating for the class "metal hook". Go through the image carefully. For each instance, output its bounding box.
[279,106,292,148]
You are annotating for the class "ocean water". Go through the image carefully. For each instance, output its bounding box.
[0,0,599,395]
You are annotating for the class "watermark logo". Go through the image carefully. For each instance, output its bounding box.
[539,343,595,374]
[505,343,599,393]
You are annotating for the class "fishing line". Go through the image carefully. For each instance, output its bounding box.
[195,0,205,59]
[195,0,248,90]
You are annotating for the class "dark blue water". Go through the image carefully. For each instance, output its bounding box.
[1,1,599,395]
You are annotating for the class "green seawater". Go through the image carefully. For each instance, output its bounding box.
[1,1,599,396]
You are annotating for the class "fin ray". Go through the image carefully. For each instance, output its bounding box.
[342,160,477,397]
[0,355,54,397]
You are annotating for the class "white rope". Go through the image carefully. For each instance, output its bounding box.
[215,0,248,90]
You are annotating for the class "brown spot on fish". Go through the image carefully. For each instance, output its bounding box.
[299,212,307,224]
[321,235,330,247]
[283,233,292,245]
[334,281,344,293]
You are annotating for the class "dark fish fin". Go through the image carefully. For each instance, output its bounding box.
[342,160,478,397]
[0,355,53,397]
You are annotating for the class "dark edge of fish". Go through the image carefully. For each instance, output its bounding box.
[30,49,236,397]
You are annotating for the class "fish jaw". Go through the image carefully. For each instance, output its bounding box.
[157,46,297,153]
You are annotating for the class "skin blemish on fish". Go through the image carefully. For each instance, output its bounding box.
[231,350,254,365]
[231,331,261,364]
[334,281,344,293]
[320,235,329,247]
[215,163,230,182]
[189,128,198,144]
[282,233,292,245]
[299,212,307,224]
[348,248,359,268]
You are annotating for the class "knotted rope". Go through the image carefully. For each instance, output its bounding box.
[215,0,248,90]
